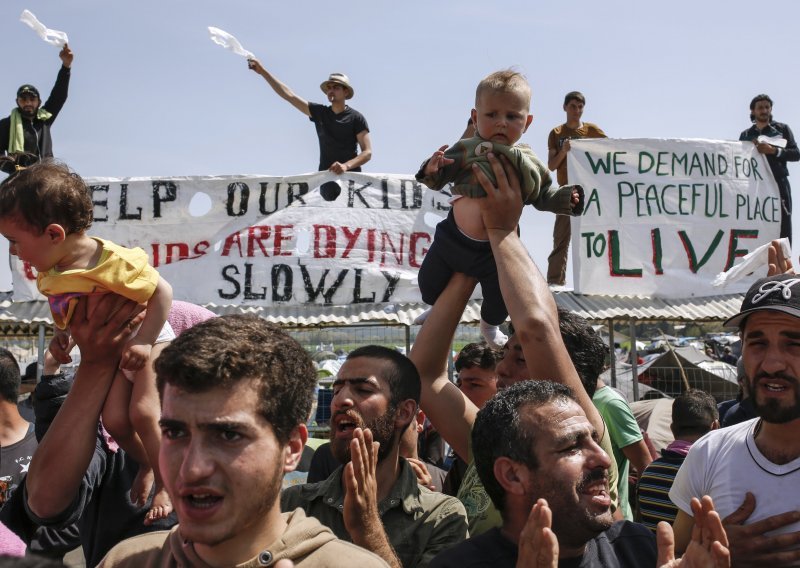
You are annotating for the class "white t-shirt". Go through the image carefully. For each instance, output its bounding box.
[670,418,800,539]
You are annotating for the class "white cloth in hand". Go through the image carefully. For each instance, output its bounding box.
[20,10,68,47]
[208,26,254,59]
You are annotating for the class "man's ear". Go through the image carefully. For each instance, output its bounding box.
[44,224,66,244]
[523,114,534,133]
[283,424,308,473]
[493,457,531,497]
[395,399,417,430]
[415,408,426,433]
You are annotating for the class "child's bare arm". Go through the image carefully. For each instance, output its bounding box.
[119,276,172,371]
[134,276,172,345]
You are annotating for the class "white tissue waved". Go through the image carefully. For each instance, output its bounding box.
[207,27,254,59]
[20,10,68,47]
[711,237,792,287]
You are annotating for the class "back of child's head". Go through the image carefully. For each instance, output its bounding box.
[475,69,531,110]
[0,156,93,236]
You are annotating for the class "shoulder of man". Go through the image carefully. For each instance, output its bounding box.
[594,520,657,561]
[307,102,327,120]
[97,528,174,567]
[281,470,340,511]
[280,509,390,567]
[429,527,515,568]
[583,122,606,137]
[771,121,795,135]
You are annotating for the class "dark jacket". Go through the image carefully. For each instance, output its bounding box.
[0,65,71,158]
[739,121,800,182]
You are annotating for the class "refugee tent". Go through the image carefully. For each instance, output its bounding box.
[636,346,737,401]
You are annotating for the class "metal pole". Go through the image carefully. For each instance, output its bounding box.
[609,319,617,388]
[405,325,411,357]
[36,324,45,383]
[629,319,640,401]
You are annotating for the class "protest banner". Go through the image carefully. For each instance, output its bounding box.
[568,138,781,297]
[10,171,453,307]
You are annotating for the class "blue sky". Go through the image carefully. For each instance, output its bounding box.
[2,0,799,291]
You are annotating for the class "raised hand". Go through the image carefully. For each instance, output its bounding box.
[423,145,455,176]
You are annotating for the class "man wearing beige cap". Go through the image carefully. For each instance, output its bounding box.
[248,60,371,178]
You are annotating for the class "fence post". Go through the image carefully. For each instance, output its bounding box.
[36,324,46,383]
[629,318,640,401]
[609,319,616,388]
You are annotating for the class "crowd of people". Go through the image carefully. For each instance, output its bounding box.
[0,52,798,568]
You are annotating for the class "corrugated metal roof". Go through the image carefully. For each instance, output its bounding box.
[552,291,744,323]
[0,299,485,329]
[0,291,744,332]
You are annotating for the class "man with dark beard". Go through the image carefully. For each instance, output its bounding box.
[281,345,468,568]
[671,273,800,566]
[0,45,72,162]
[430,381,730,568]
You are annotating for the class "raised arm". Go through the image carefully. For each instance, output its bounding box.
[26,295,143,518]
[41,44,72,120]
[247,58,310,116]
[474,153,604,434]
[409,273,479,461]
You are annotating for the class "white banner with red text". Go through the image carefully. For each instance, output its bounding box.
[11,172,455,306]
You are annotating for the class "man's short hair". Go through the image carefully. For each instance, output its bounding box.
[557,308,607,398]
[563,91,586,106]
[475,69,531,111]
[749,94,774,122]
[508,308,607,398]
[346,345,421,407]
[671,389,718,438]
[454,342,500,373]
[155,315,317,444]
[0,348,21,403]
[0,160,93,236]
[472,380,575,514]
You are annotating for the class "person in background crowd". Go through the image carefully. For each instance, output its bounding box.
[442,342,499,496]
[0,45,73,165]
[248,59,371,200]
[282,345,468,568]
[739,94,799,242]
[545,91,606,288]
[637,389,718,531]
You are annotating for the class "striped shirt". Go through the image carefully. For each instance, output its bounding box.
[636,450,686,531]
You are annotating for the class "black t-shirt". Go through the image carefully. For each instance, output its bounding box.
[308,102,369,171]
[430,522,657,568]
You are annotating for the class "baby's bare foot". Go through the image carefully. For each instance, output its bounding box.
[130,466,154,508]
[144,485,173,526]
